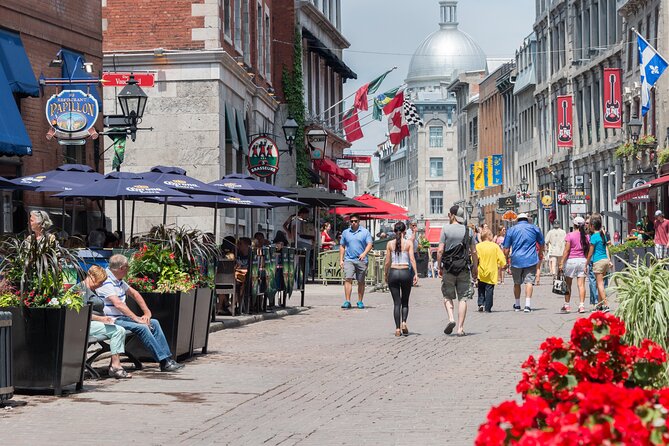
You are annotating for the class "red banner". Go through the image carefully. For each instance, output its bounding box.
[556,95,573,148]
[603,68,622,128]
[343,155,372,164]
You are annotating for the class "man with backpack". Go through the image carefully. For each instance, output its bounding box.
[502,213,545,312]
[437,205,478,336]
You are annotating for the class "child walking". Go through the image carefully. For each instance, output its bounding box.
[476,229,507,312]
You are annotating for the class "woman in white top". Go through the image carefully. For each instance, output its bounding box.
[384,222,418,337]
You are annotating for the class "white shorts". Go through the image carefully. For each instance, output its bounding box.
[564,258,587,278]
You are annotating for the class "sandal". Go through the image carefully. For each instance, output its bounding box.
[109,366,132,379]
[400,322,409,336]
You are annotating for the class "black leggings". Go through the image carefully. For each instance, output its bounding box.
[388,268,412,329]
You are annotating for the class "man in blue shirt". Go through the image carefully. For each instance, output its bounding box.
[502,213,545,313]
[339,214,373,309]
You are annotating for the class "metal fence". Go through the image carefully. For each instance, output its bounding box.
[317,249,387,291]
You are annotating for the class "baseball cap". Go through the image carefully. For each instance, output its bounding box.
[449,205,465,223]
[517,213,529,220]
[655,210,663,217]
[573,216,585,226]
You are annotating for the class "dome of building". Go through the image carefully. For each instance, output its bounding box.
[406,1,487,87]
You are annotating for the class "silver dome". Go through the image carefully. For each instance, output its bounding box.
[406,1,487,87]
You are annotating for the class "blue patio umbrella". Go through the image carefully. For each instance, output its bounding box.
[139,165,228,224]
[0,176,35,191]
[209,174,294,197]
[12,164,103,192]
[54,172,190,242]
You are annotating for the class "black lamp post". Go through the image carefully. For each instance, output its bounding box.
[117,75,148,141]
[627,114,643,148]
[465,202,474,219]
[519,176,529,195]
[282,115,298,156]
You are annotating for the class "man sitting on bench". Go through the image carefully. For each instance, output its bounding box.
[97,254,184,372]
[73,265,131,379]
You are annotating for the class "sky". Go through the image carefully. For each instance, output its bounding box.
[340,0,536,153]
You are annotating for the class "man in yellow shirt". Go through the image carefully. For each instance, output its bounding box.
[476,229,507,312]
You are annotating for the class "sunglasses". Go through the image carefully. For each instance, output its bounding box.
[350,220,359,223]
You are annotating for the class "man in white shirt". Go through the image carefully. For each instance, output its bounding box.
[96,254,184,372]
[545,221,566,275]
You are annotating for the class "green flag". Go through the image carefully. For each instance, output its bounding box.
[372,87,400,121]
[111,130,126,171]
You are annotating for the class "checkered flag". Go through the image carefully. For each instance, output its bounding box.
[403,98,423,127]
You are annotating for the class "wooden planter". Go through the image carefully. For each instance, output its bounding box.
[191,287,212,355]
[3,305,91,395]
[126,290,196,361]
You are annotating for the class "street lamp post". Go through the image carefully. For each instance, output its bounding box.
[282,115,298,156]
[519,176,529,195]
[465,202,474,220]
[627,114,643,148]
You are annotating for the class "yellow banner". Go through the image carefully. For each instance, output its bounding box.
[486,156,493,187]
[474,160,485,191]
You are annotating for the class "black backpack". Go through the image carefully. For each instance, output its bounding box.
[441,228,471,275]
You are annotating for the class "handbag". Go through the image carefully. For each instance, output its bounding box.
[552,272,568,295]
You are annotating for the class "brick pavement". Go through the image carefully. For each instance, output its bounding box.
[1,277,586,445]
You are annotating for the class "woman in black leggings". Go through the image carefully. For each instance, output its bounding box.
[384,222,419,336]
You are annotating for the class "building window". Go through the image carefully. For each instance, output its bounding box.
[472,117,478,146]
[243,0,250,64]
[256,3,263,71]
[430,191,443,215]
[265,11,271,79]
[234,0,242,51]
[429,126,443,147]
[224,0,231,39]
[429,158,443,178]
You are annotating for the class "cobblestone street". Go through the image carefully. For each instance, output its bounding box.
[2,277,581,445]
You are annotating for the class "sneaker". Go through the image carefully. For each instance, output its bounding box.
[356,301,365,309]
[578,305,586,314]
[341,301,351,309]
[560,304,571,313]
[478,305,484,312]
[513,304,521,312]
[600,306,610,313]
[523,306,532,313]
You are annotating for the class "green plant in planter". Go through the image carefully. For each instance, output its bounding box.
[658,147,669,166]
[637,134,657,146]
[611,258,669,372]
[418,236,430,253]
[0,234,84,310]
[129,243,193,293]
[614,142,636,159]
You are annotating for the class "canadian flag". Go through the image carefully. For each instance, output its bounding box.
[383,90,409,145]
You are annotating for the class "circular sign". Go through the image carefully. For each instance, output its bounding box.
[45,89,99,141]
[247,136,279,178]
[541,195,553,208]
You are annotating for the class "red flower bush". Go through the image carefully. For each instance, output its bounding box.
[477,313,669,445]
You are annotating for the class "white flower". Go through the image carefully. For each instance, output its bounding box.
[48,298,60,306]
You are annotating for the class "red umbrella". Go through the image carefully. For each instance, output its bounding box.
[331,193,408,216]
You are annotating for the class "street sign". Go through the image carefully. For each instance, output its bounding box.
[570,203,587,214]
[343,155,371,164]
[101,72,155,88]
[498,195,516,210]
[336,159,353,169]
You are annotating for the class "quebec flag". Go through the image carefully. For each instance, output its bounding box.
[638,33,668,117]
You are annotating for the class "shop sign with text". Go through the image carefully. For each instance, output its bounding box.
[45,89,99,142]
[247,136,279,177]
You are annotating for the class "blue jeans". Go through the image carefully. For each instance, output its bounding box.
[114,316,172,362]
[588,264,608,305]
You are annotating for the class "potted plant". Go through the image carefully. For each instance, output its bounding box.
[415,236,430,278]
[127,225,219,359]
[608,243,628,273]
[0,235,89,395]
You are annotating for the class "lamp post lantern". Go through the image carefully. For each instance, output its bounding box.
[627,114,643,147]
[465,202,473,219]
[117,75,148,141]
[282,115,298,156]
[519,176,529,194]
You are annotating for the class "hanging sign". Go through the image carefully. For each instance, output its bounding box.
[498,195,516,210]
[470,163,475,192]
[247,136,280,177]
[603,68,622,128]
[343,155,371,164]
[45,89,99,142]
[474,160,485,191]
[556,95,573,148]
[492,154,503,185]
[101,72,155,88]
[541,195,553,209]
[336,159,353,169]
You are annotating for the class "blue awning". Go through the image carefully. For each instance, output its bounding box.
[0,62,32,156]
[0,28,39,97]
[61,48,101,107]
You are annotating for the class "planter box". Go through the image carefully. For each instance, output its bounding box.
[191,287,212,355]
[415,253,429,278]
[612,254,627,273]
[3,305,91,395]
[126,290,195,361]
[645,247,656,266]
[629,247,647,266]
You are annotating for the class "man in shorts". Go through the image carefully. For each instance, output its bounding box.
[654,210,669,259]
[339,215,373,309]
[437,205,478,336]
[503,213,545,312]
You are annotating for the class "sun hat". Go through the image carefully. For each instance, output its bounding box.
[573,216,585,226]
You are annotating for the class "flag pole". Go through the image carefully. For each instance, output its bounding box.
[317,67,398,119]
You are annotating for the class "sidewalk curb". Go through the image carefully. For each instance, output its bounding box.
[208,307,307,334]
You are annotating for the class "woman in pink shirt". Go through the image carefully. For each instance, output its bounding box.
[558,216,590,314]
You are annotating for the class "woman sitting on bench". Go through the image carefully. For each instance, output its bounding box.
[73,265,131,379]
